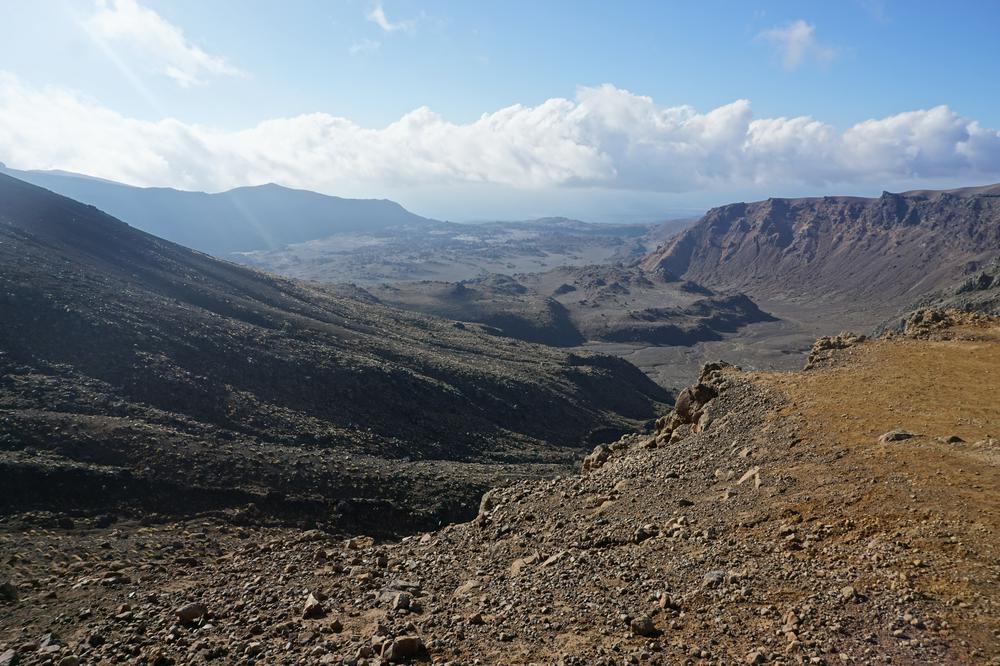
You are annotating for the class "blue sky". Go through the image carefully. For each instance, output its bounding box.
[1,1,999,221]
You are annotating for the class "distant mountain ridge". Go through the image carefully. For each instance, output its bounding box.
[0,165,433,256]
[641,183,1000,306]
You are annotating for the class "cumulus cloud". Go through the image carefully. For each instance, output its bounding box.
[85,0,244,87]
[367,3,414,33]
[757,20,837,70]
[0,75,998,196]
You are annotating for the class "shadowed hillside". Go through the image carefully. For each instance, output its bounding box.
[0,173,669,533]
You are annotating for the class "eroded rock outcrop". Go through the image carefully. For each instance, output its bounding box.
[804,332,867,370]
[652,361,732,443]
[901,308,997,339]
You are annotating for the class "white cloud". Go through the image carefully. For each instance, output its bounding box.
[757,20,837,70]
[1,75,998,197]
[349,38,381,56]
[85,0,244,87]
[366,3,414,33]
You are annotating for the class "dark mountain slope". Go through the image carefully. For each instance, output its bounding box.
[0,174,668,532]
[0,166,431,255]
[641,184,1000,307]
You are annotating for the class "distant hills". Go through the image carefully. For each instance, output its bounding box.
[0,165,432,256]
[642,184,1000,308]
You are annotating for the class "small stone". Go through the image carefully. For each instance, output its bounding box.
[510,554,538,576]
[702,570,726,588]
[878,429,916,444]
[746,649,766,664]
[658,592,679,610]
[175,602,208,625]
[633,524,658,543]
[391,591,412,610]
[630,615,660,637]
[542,551,566,567]
[382,635,423,662]
[38,633,62,651]
[0,649,16,666]
[737,466,762,488]
[0,580,17,604]
[303,593,326,619]
[840,585,857,601]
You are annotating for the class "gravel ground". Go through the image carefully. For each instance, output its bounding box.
[1,316,998,665]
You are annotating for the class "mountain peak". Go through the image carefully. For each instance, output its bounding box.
[0,168,433,255]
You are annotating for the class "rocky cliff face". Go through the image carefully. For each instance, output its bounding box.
[641,184,1000,306]
[908,256,1000,316]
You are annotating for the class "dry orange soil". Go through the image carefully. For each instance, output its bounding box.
[764,328,1000,660]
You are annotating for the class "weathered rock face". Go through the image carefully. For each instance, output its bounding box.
[580,361,732,476]
[908,257,1000,316]
[641,184,1000,306]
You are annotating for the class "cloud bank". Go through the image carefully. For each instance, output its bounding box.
[85,0,244,87]
[1,76,998,196]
